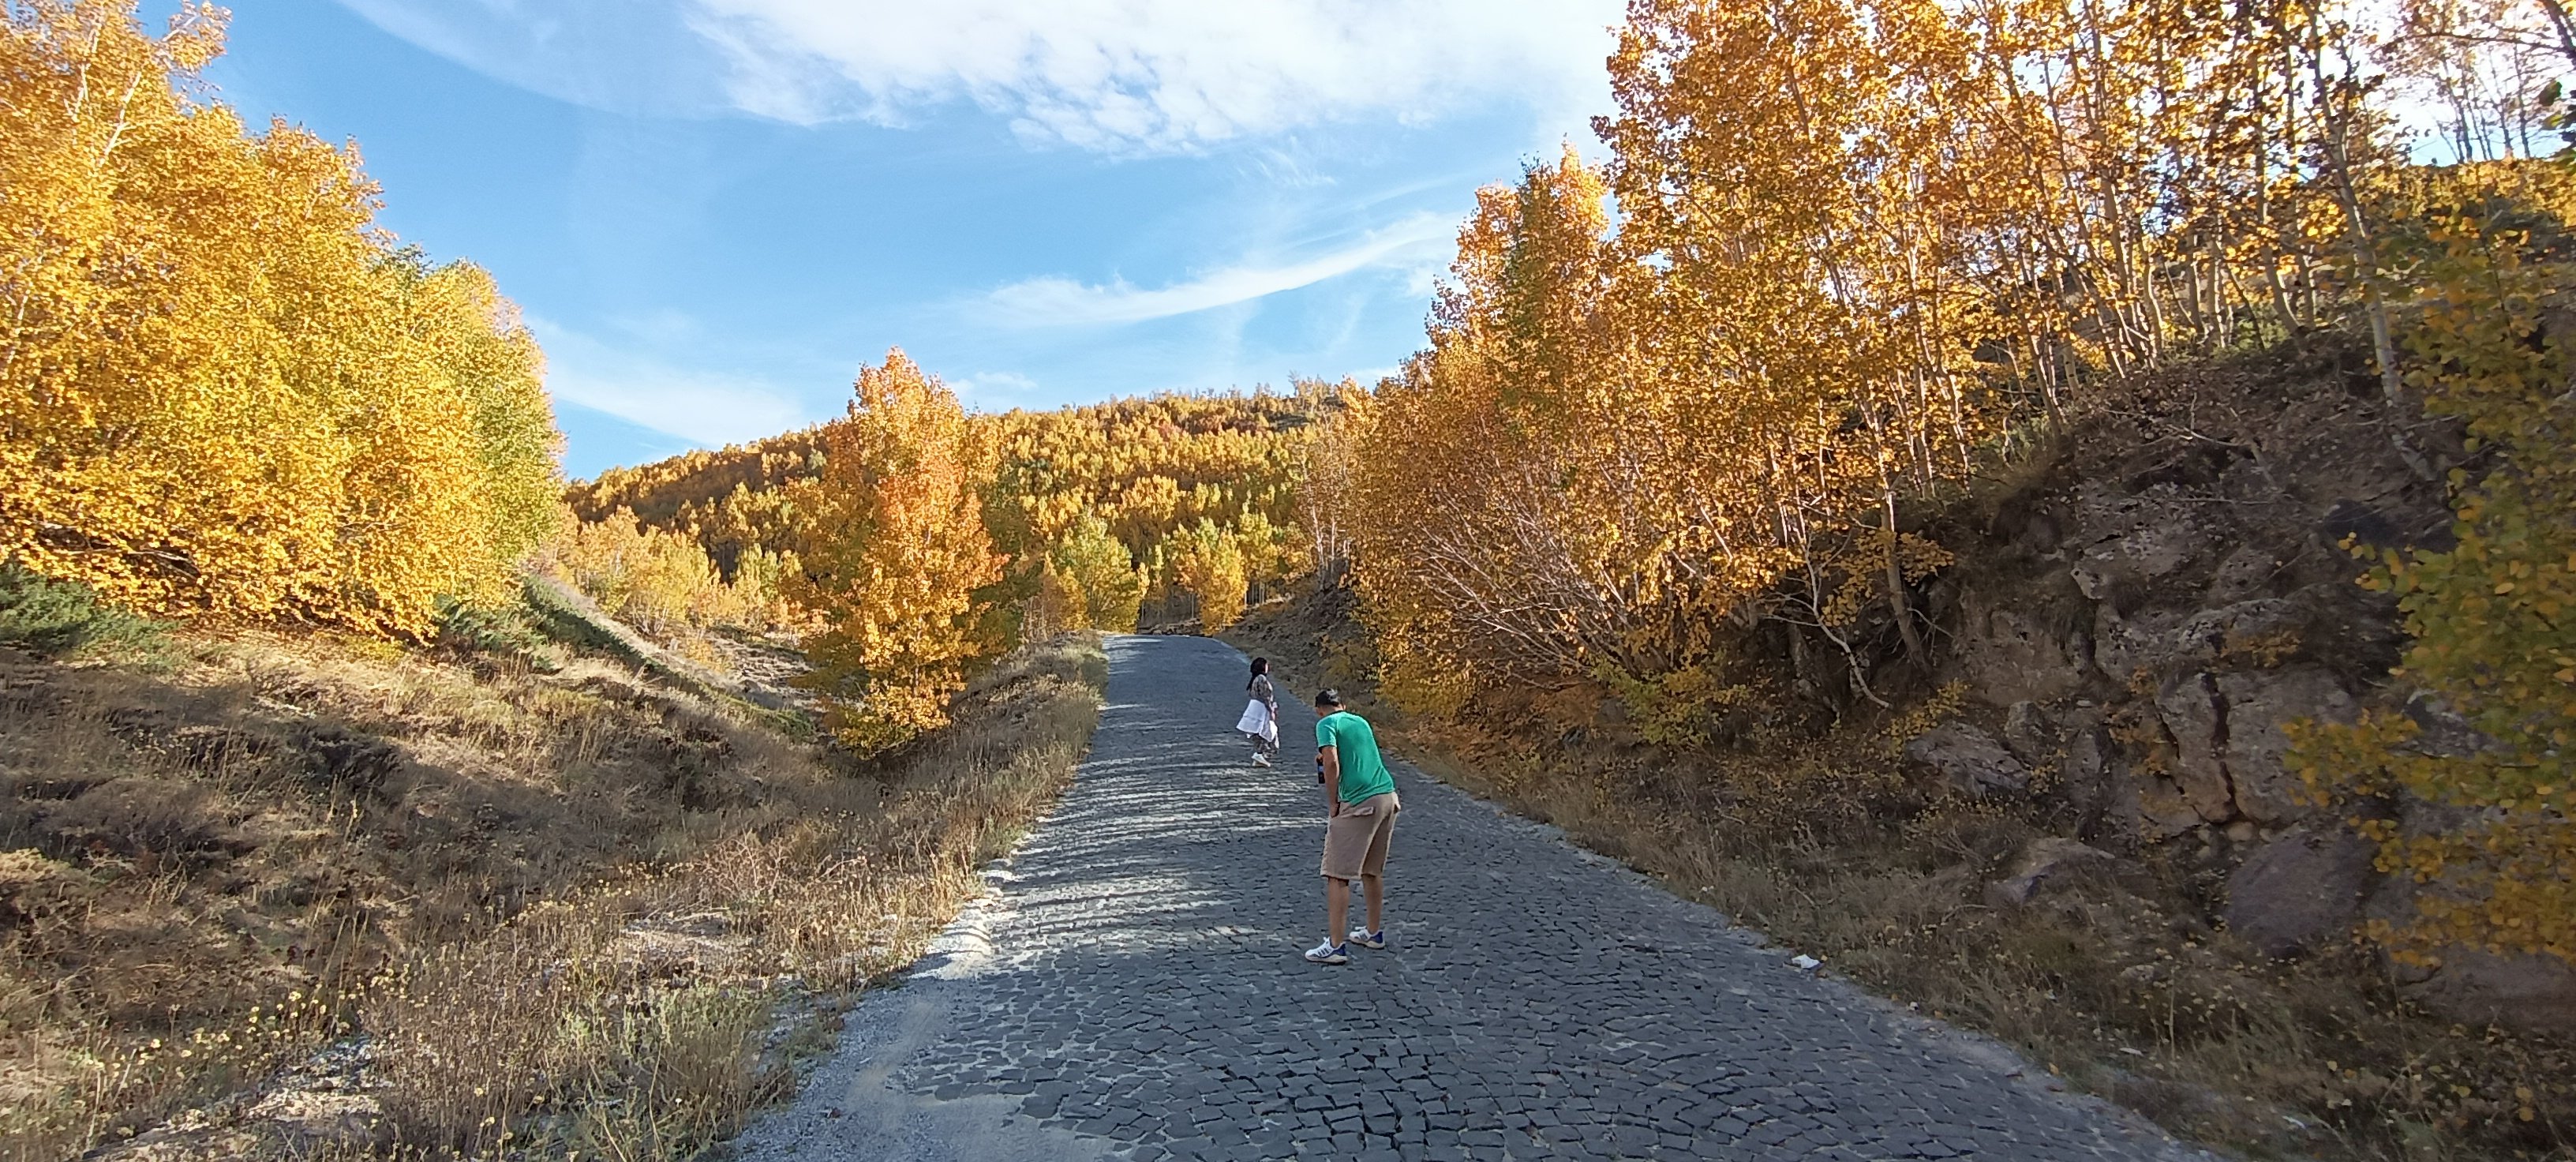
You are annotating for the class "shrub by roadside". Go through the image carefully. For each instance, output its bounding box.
[0,561,174,665]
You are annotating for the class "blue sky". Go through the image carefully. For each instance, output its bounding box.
[198,0,1623,478]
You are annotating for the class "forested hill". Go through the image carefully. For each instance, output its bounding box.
[569,428,832,538]
[547,385,1353,658]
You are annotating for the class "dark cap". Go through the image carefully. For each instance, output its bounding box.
[1313,688,1343,708]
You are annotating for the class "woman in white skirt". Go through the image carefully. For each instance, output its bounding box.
[1237,657,1280,767]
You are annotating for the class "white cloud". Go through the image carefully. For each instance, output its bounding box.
[339,1,1620,152]
[949,370,1043,407]
[985,214,1451,326]
[691,0,1621,151]
[335,0,741,118]
[530,317,811,447]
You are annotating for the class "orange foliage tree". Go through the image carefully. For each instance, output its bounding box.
[794,351,1004,750]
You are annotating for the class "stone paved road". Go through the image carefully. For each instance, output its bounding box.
[734,635,2212,1162]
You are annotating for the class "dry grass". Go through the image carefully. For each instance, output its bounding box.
[1227,592,2575,1162]
[0,627,1106,1160]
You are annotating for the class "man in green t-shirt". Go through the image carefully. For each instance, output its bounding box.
[1306,688,1400,965]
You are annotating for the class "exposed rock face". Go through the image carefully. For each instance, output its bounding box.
[2001,701,2053,767]
[2225,828,2376,958]
[2405,950,2576,1037]
[2067,493,2209,609]
[2135,665,2359,837]
[1926,352,2576,1029]
[2217,667,2355,823]
[1984,837,2117,909]
[1902,723,2028,798]
[2151,672,2233,826]
[2205,545,2286,604]
[1957,600,2091,705]
[2091,605,2179,685]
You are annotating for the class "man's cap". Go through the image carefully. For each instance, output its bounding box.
[1314,688,1343,707]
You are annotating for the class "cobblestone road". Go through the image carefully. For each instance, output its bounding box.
[735,635,2211,1161]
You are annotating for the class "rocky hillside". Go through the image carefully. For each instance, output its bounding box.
[1925,341,2572,1037]
[1229,337,2575,1160]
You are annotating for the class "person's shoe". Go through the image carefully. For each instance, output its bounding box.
[1304,940,1350,965]
[1348,928,1387,950]
[1252,753,1272,767]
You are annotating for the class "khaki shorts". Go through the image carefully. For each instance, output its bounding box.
[1321,792,1400,880]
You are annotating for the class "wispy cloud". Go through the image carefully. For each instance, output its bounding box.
[336,1,1620,153]
[335,0,739,118]
[949,370,1043,407]
[692,0,1620,152]
[985,215,1450,327]
[530,317,811,447]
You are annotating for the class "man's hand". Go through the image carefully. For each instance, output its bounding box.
[1320,744,1342,817]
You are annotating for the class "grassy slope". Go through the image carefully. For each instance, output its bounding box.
[2,598,1105,1160]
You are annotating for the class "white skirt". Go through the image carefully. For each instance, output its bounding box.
[1235,699,1277,744]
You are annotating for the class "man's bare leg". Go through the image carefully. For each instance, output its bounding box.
[1360,872,1383,935]
[1324,875,1350,947]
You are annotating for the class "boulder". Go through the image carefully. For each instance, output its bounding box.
[2067,498,2206,601]
[2057,725,2114,827]
[2091,604,2185,682]
[2062,722,2107,784]
[1904,723,2030,798]
[2215,668,2356,823]
[2092,596,2308,684]
[2406,949,2576,1038]
[2132,774,2210,840]
[2205,545,2285,604]
[1984,837,2118,908]
[2152,673,2235,823]
[1959,602,2090,706]
[2001,701,2054,766]
[2398,692,2494,760]
[2225,827,2376,958]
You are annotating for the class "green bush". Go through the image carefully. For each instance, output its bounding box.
[0,560,170,660]
[433,593,564,671]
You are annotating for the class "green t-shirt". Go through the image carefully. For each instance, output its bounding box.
[1316,711,1395,804]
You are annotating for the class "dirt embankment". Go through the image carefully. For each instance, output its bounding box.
[1227,342,2576,1162]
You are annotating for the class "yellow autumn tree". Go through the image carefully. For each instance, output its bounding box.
[542,508,777,635]
[794,350,1004,750]
[569,391,1329,642]
[1049,514,1144,632]
[1171,519,1249,632]
[1334,0,2439,718]
[2290,164,2576,965]
[0,1,559,636]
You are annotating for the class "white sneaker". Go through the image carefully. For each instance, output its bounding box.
[1252,753,1272,767]
[1348,928,1387,950]
[1304,940,1350,965]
